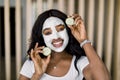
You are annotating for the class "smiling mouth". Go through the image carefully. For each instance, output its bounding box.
[52,38,64,48]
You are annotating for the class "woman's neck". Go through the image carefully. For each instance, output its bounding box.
[50,50,70,61]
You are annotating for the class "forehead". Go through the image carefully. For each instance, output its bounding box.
[42,17,64,30]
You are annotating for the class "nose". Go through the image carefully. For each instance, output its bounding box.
[52,31,60,39]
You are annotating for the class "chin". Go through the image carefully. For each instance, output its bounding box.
[53,47,66,53]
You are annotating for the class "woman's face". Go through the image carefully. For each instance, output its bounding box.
[42,17,69,52]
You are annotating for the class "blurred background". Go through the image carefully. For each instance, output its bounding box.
[0,0,120,80]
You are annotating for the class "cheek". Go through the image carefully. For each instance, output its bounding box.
[58,29,69,40]
[43,35,52,43]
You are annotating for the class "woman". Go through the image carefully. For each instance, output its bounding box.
[19,9,110,80]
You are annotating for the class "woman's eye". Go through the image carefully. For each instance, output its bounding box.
[44,32,52,35]
[43,28,52,35]
[59,27,64,31]
[57,25,65,32]
[43,30,52,35]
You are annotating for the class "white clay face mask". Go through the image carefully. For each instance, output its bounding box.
[42,17,69,52]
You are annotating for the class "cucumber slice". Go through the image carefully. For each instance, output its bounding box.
[43,47,51,56]
[65,17,74,26]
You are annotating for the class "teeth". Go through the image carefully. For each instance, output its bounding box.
[53,41,62,45]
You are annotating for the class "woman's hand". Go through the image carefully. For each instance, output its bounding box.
[68,14,88,43]
[30,43,51,76]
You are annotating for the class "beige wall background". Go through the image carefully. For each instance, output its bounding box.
[0,0,120,80]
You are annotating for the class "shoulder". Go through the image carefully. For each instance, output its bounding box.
[24,59,33,65]
[21,59,34,68]
[20,59,34,78]
[76,56,89,72]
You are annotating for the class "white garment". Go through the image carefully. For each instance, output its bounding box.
[20,56,89,80]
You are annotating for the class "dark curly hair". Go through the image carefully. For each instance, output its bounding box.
[27,9,86,74]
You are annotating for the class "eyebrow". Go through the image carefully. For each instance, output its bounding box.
[42,28,51,32]
[43,24,64,31]
[55,24,64,27]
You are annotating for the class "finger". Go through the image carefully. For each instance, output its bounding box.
[35,50,41,55]
[74,16,81,24]
[45,55,51,64]
[34,46,44,55]
[76,20,81,26]
[76,19,84,27]
[34,42,39,50]
[30,49,35,60]
[71,14,83,27]
[35,52,42,59]
[68,25,74,31]
[72,14,79,19]
[77,21,87,34]
[75,16,81,20]
[31,49,41,59]
[67,15,72,18]
[35,46,45,51]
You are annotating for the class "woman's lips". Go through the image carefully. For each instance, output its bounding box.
[52,38,63,48]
